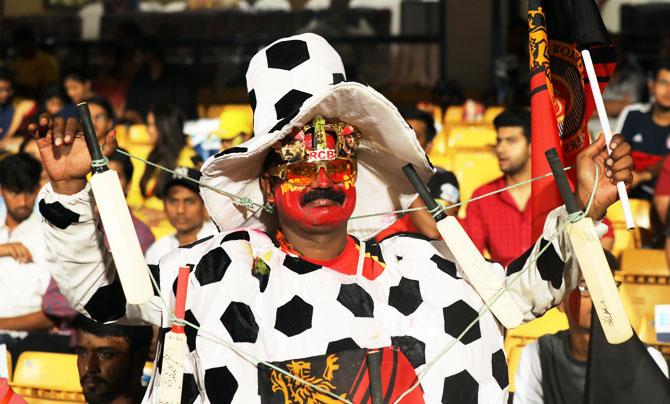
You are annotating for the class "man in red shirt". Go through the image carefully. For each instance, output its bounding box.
[464,107,532,266]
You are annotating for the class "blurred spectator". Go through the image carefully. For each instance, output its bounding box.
[374,106,459,242]
[216,107,253,152]
[124,37,197,123]
[145,167,216,265]
[513,251,668,404]
[603,37,645,118]
[0,69,15,140]
[615,60,670,200]
[85,95,115,143]
[37,84,68,118]
[93,43,129,118]
[463,108,532,266]
[107,149,155,254]
[493,19,530,107]
[135,102,202,227]
[63,68,94,106]
[73,315,152,404]
[7,29,59,99]
[0,154,50,345]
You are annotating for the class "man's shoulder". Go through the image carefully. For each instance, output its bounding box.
[619,103,652,123]
[471,176,506,196]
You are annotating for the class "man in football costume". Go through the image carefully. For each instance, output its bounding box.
[34,34,633,403]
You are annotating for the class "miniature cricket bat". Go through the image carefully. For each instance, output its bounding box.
[76,103,154,304]
[545,148,633,344]
[158,267,190,404]
[403,164,524,329]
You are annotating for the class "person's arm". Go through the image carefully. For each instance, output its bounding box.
[513,341,544,404]
[407,198,441,239]
[0,311,55,332]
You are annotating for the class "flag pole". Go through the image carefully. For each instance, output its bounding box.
[581,49,636,230]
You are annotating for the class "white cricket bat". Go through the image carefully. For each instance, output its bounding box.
[545,148,633,344]
[402,164,524,329]
[76,103,154,304]
[158,266,190,404]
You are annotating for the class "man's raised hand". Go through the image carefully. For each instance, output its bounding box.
[27,114,117,195]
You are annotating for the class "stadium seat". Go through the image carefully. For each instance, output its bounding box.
[446,126,497,149]
[483,106,504,123]
[450,151,501,217]
[620,249,669,275]
[606,199,651,256]
[444,106,464,124]
[204,104,253,121]
[11,352,84,403]
[126,124,151,145]
[504,308,569,392]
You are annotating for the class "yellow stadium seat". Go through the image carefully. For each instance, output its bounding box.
[450,151,501,217]
[127,124,151,145]
[11,352,84,403]
[606,199,651,256]
[444,106,463,124]
[113,125,128,148]
[504,308,569,392]
[430,130,449,157]
[447,126,497,149]
[483,106,504,123]
[620,249,669,275]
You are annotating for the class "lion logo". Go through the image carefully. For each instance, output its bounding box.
[270,354,346,404]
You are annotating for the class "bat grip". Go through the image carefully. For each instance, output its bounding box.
[76,102,108,174]
[545,148,581,215]
[402,163,446,222]
[173,267,190,333]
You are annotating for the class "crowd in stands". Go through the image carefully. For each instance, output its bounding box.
[0,6,668,403]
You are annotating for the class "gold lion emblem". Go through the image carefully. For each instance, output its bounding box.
[270,354,347,404]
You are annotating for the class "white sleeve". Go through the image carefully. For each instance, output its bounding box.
[503,206,580,321]
[646,347,669,378]
[39,182,163,326]
[513,341,544,404]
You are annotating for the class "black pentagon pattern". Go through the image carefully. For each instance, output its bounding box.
[214,147,248,158]
[274,89,312,121]
[38,199,80,229]
[221,301,259,343]
[269,109,301,133]
[442,370,478,404]
[266,39,310,70]
[194,247,232,286]
[430,254,460,279]
[332,73,345,84]
[248,89,257,112]
[204,366,238,404]
[537,238,565,289]
[252,265,270,293]
[84,277,127,322]
[181,372,200,404]
[388,277,423,316]
[326,338,360,354]
[148,264,160,296]
[221,231,250,243]
[184,310,199,352]
[491,349,508,389]
[337,283,374,317]
[443,300,481,345]
[181,235,214,249]
[507,244,533,275]
[274,295,313,337]
[283,255,321,275]
[391,335,426,369]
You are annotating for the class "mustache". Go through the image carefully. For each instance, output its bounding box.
[80,375,106,386]
[301,188,345,205]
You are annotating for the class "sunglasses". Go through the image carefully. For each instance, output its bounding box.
[267,158,357,187]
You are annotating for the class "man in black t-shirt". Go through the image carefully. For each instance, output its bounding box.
[615,60,670,199]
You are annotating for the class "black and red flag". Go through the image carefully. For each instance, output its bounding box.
[528,0,617,238]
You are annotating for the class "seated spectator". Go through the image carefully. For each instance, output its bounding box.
[123,37,197,123]
[38,84,69,118]
[8,29,59,99]
[463,107,532,266]
[0,154,50,345]
[374,106,460,242]
[145,167,217,265]
[85,95,115,143]
[653,154,670,265]
[513,251,668,404]
[63,68,94,106]
[134,102,202,227]
[0,69,16,139]
[615,60,670,200]
[93,43,129,118]
[107,148,155,254]
[73,315,152,404]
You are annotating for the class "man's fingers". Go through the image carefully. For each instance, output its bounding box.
[609,136,631,161]
[53,117,65,146]
[611,169,633,186]
[64,117,78,144]
[101,129,118,157]
[580,133,607,159]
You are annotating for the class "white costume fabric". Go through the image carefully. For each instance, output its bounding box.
[145,221,219,266]
[40,182,579,403]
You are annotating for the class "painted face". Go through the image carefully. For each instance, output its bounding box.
[269,120,359,231]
